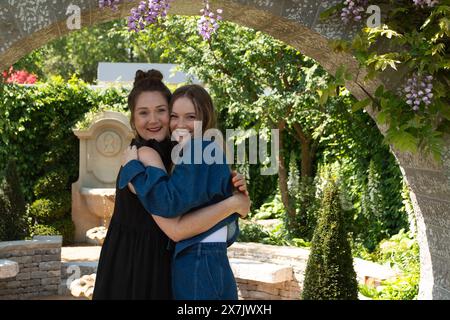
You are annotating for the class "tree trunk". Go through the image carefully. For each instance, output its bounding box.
[277,121,297,227]
[300,138,314,177]
[293,123,315,177]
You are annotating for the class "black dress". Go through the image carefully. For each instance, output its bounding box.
[92,138,174,300]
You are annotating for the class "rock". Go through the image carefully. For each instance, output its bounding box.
[69,274,96,300]
[86,227,107,246]
[0,259,19,279]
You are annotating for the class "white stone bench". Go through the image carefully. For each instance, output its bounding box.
[229,258,293,283]
[0,259,19,279]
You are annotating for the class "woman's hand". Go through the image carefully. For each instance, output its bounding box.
[231,171,249,196]
[122,145,138,166]
[231,192,251,219]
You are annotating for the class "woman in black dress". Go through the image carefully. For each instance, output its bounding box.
[92,70,249,299]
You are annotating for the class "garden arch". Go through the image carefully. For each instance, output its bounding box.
[0,0,449,300]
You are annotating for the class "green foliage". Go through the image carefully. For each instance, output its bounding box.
[360,230,420,300]
[74,85,129,130]
[13,20,162,83]
[32,169,69,198]
[29,168,74,244]
[326,2,450,161]
[244,164,279,213]
[302,178,358,300]
[237,219,311,248]
[30,216,75,245]
[286,158,320,240]
[29,193,71,223]
[0,77,129,243]
[317,104,409,251]
[252,192,285,220]
[0,159,29,241]
[237,221,270,243]
[0,77,129,201]
[0,77,93,200]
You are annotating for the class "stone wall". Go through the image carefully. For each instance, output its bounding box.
[0,236,62,300]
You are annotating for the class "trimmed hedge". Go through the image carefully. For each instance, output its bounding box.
[302,177,358,300]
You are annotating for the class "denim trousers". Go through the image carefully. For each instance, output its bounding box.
[172,242,238,300]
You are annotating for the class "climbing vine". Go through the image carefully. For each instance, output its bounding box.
[323,0,450,161]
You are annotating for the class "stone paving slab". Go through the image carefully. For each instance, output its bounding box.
[61,245,101,262]
[230,258,293,283]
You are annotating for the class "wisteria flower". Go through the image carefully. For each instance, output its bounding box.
[412,0,439,8]
[198,1,223,41]
[127,0,172,32]
[341,0,368,24]
[403,73,434,111]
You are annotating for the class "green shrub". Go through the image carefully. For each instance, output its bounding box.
[302,177,358,300]
[237,219,311,248]
[252,193,285,220]
[33,169,69,198]
[0,160,29,241]
[370,230,419,300]
[30,223,59,237]
[237,221,270,243]
[31,216,75,245]
[0,77,129,202]
[0,79,129,242]
[29,193,71,222]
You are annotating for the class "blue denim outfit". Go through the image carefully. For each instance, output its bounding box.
[119,139,239,300]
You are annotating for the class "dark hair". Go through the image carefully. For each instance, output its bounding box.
[128,69,172,135]
[170,84,217,131]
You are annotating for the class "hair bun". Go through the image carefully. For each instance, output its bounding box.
[134,69,164,86]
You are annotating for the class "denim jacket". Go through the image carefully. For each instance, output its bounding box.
[118,139,240,256]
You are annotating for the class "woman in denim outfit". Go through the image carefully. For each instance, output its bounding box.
[121,84,246,300]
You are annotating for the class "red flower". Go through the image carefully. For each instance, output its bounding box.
[2,67,37,84]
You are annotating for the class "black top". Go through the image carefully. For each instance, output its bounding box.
[92,138,174,300]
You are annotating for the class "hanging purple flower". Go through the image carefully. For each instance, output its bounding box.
[412,0,439,8]
[341,0,368,24]
[403,73,434,111]
[127,0,172,32]
[99,0,122,11]
[198,1,223,41]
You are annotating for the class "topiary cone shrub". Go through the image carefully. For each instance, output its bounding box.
[302,177,358,300]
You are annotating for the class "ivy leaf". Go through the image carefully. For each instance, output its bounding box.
[440,106,450,120]
[318,89,329,106]
[406,115,423,129]
[380,27,402,39]
[375,85,384,98]
[376,110,390,125]
[388,130,419,153]
[319,4,342,21]
[352,98,371,112]
[335,65,346,83]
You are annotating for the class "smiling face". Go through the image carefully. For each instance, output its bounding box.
[169,96,199,142]
[133,91,170,142]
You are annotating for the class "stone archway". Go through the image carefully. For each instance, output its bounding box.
[0,0,449,299]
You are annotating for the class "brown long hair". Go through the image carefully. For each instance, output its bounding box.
[128,69,172,136]
[169,84,217,131]
[170,84,233,167]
